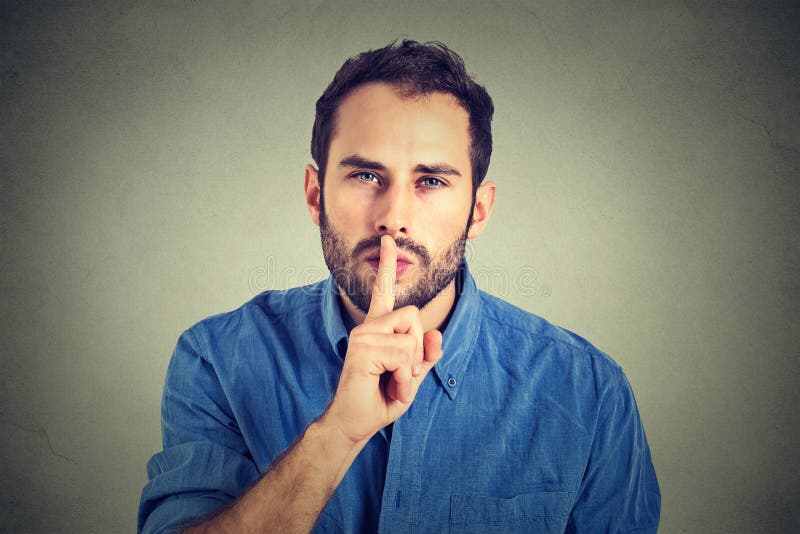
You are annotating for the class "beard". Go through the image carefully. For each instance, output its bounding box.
[319,204,471,314]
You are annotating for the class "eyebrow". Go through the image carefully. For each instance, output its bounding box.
[338,154,462,177]
[338,155,386,171]
[413,163,461,177]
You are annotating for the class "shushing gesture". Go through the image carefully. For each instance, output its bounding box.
[178,236,444,533]
[326,235,444,444]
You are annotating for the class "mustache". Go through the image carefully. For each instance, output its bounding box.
[351,235,431,266]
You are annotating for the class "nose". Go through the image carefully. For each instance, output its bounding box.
[373,183,412,238]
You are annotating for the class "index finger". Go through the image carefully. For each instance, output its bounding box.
[366,235,397,320]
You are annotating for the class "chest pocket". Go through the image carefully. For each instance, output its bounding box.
[449,491,571,534]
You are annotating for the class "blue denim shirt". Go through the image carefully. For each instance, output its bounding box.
[139,263,660,533]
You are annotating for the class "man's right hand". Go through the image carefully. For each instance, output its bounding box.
[181,236,444,534]
[324,235,444,444]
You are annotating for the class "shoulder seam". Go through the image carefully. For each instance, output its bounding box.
[185,327,208,363]
[478,293,623,372]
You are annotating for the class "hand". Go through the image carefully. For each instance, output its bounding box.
[325,235,444,444]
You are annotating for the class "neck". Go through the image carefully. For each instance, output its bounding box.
[339,280,458,333]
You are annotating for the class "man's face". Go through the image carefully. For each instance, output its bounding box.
[317,82,476,313]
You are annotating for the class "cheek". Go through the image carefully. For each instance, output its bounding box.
[324,189,367,226]
[423,214,471,253]
[422,195,472,230]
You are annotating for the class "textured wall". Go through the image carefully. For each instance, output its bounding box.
[1,1,798,532]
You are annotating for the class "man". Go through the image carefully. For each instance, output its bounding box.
[139,40,660,533]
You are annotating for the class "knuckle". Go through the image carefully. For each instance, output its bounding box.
[394,342,411,359]
[388,343,409,364]
[401,335,417,358]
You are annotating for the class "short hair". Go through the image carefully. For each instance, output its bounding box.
[311,40,494,191]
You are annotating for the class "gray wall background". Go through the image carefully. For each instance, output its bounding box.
[1,1,798,532]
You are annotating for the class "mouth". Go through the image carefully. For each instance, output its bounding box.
[364,250,414,276]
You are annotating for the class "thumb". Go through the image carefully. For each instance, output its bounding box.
[421,330,443,372]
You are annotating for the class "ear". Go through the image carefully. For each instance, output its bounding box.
[467,180,496,240]
[304,164,321,227]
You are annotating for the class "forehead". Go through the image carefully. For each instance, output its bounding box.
[328,82,471,173]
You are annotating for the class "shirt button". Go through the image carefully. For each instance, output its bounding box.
[447,376,457,388]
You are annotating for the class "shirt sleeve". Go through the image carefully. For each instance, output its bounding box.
[138,329,261,534]
[566,371,661,533]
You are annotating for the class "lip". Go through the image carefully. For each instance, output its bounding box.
[365,250,414,276]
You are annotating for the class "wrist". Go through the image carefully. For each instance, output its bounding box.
[307,413,371,489]
[313,411,370,454]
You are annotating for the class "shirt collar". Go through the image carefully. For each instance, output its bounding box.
[320,261,482,400]
[321,276,350,360]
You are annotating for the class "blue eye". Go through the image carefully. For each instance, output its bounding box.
[354,172,379,184]
[419,177,444,188]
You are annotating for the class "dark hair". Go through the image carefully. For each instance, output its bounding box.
[311,40,494,191]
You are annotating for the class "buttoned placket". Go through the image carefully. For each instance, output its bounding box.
[322,264,482,531]
[377,372,448,533]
